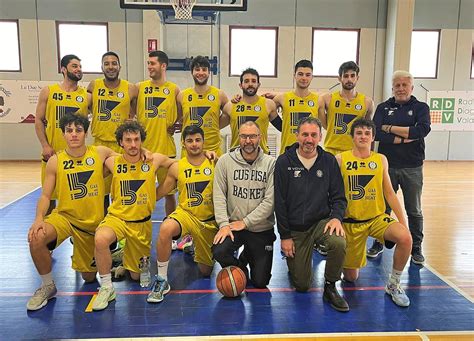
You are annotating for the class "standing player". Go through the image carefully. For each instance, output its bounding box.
[270,59,321,154]
[178,55,229,156]
[319,61,374,156]
[337,118,412,307]
[35,54,89,213]
[221,68,279,154]
[27,113,116,311]
[92,121,176,311]
[147,126,218,304]
[136,50,181,215]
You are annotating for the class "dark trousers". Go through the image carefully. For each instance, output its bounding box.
[212,228,276,288]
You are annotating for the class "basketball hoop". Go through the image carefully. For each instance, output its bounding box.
[171,0,196,20]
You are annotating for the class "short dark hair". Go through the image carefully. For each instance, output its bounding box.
[60,54,81,69]
[350,118,376,137]
[338,61,359,77]
[102,51,120,65]
[190,55,210,72]
[240,68,259,84]
[149,50,169,66]
[182,125,204,141]
[296,116,322,133]
[59,113,89,133]
[115,121,147,145]
[294,59,313,73]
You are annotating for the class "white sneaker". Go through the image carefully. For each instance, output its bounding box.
[385,282,410,307]
[27,282,57,311]
[92,286,116,311]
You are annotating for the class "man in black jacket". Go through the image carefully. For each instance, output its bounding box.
[368,70,431,265]
[275,117,349,312]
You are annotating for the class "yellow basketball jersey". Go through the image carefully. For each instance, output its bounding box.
[181,86,221,153]
[91,79,131,142]
[280,91,319,154]
[108,155,157,221]
[44,84,88,152]
[177,157,214,221]
[137,80,177,156]
[55,146,105,231]
[324,92,367,154]
[230,96,269,154]
[340,150,386,220]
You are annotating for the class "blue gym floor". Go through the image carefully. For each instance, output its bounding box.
[0,189,473,340]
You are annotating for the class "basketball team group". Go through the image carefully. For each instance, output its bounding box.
[26,50,431,313]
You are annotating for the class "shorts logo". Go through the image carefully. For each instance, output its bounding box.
[120,180,146,205]
[67,170,94,200]
[316,170,323,178]
[76,96,84,103]
[368,161,377,170]
[86,157,95,166]
[117,92,124,98]
[163,88,170,95]
[141,164,150,172]
[203,167,212,176]
[208,94,215,101]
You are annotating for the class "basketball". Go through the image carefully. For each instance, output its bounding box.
[216,266,247,297]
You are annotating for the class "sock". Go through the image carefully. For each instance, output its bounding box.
[389,269,403,284]
[99,273,113,288]
[157,261,169,281]
[40,272,54,287]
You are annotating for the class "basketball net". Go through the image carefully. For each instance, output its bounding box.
[171,0,196,20]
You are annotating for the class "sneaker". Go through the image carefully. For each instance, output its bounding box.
[177,235,193,251]
[411,247,425,265]
[314,244,328,256]
[147,275,171,303]
[27,282,57,311]
[111,246,124,268]
[92,286,116,311]
[323,282,349,312]
[385,282,410,307]
[367,240,384,258]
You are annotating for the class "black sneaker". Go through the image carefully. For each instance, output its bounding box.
[367,240,384,258]
[323,282,349,312]
[411,246,425,265]
[314,244,328,256]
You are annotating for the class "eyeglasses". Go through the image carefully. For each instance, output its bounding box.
[239,134,259,140]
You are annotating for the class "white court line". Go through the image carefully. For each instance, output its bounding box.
[424,262,474,303]
[0,187,40,210]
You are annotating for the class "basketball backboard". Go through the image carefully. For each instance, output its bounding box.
[120,0,247,12]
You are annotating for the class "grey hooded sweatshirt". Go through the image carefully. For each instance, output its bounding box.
[213,147,276,233]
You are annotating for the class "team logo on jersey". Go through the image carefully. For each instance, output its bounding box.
[186,180,210,207]
[117,92,124,98]
[290,112,311,133]
[308,100,315,107]
[355,104,362,110]
[98,100,120,121]
[76,96,84,103]
[348,174,374,200]
[207,94,215,101]
[254,105,261,112]
[190,106,210,127]
[163,88,170,95]
[388,107,397,116]
[120,180,146,205]
[141,164,150,172]
[203,167,212,176]
[145,97,166,118]
[368,161,377,170]
[334,113,358,134]
[316,170,323,178]
[265,245,273,251]
[293,170,301,178]
[55,106,81,128]
[86,157,95,166]
[67,170,94,200]
[408,110,413,116]
[237,116,259,127]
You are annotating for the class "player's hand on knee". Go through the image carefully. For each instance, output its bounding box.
[281,238,295,258]
[324,218,345,237]
[213,225,233,244]
[28,221,46,242]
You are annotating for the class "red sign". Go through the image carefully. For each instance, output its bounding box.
[148,39,158,52]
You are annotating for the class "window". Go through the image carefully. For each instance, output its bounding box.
[312,29,360,77]
[56,22,108,73]
[0,20,21,72]
[229,27,278,77]
[409,30,440,79]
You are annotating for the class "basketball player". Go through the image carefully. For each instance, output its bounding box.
[26,113,117,311]
[337,118,412,307]
[92,121,176,311]
[319,61,374,155]
[178,55,229,156]
[212,121,276,288]
[136,50,181,215]
[35,54,89,213]
[268,59,321,154]
[147,125,218,304]
[221,68,278,154]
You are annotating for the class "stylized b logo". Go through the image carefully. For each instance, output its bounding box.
[67,170,93,200]
[186,180,210,207]
[98,100,120,121]
[55,106,80,128]
[334,113,357,135]
[145,97,166,118]
[348,175,374,200]
[120,180,145,205]
[189,106,210,127]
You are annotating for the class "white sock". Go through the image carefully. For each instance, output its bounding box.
[389,269,403,284]
[99,273,113,288]
[40,272,54,287]
[157,261,169,280]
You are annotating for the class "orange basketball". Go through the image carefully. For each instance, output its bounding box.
[216,266,247,297]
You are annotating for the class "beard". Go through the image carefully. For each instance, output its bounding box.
[242,87,257,97]
[104,72,119,82]
[193,75,208,86]
[67,71,82,82]
[342,82,355,90]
